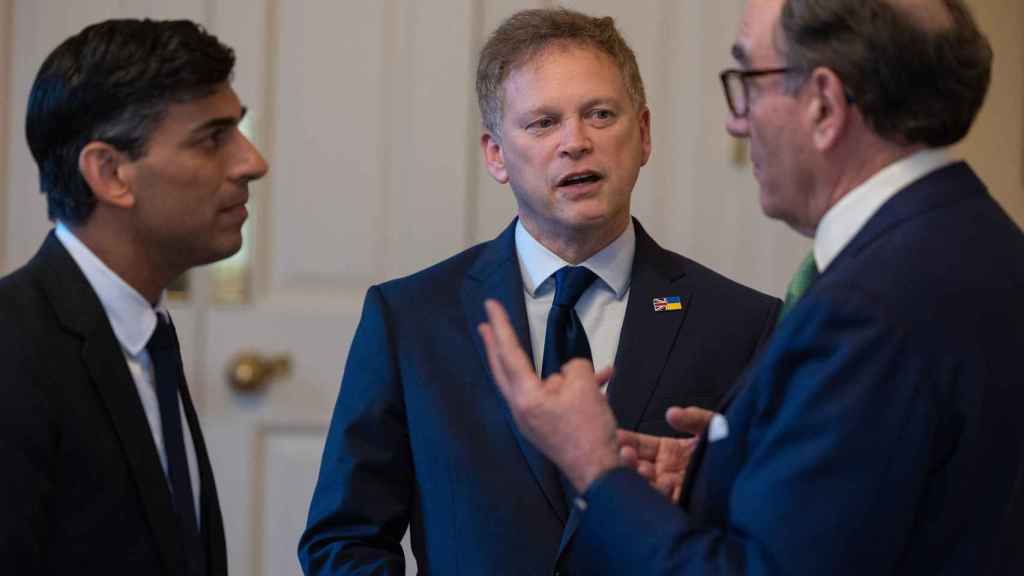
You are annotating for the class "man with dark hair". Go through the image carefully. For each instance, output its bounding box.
[300,7,780,575]
[0,19,267,575]
[481,0,1024,574]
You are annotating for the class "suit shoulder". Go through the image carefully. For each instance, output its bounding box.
[0,262,50,334]
[0,263,57,373]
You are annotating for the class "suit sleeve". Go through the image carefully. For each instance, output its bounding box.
[0,337,53,573]
[299,286,412,575]
[572,291,939,575]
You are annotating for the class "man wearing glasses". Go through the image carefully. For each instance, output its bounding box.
[480,0,1024,573]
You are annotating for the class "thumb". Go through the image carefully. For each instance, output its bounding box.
[666,406,714,436]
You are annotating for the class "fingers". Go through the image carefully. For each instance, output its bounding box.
[666,406,715,436]
[595,366,615,387]
[617,429,663,460]
[619,445,638,469]
[560,358,597,382]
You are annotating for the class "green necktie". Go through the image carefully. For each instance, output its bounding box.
[779,251,819,320]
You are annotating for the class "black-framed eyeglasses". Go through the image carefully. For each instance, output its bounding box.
[719,67,794,118]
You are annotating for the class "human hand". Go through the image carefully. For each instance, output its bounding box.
[479,299,620,493]
[617,407,714,503]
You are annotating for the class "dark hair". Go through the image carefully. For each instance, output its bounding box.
[476,8,645,139]
[778,0,992,147]
[25,19,235,224]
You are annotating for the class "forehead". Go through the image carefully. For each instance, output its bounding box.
[734,0,786,66]
[156,83,241,134]
[501,44,627,110]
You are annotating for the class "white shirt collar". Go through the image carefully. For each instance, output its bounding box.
[515,218,634,299]
[814,148,954,272]
[55,222,164,356]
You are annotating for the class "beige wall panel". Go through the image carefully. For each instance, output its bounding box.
[385,0,476,279]
[956,0,1023,227]
[269,2,391,290]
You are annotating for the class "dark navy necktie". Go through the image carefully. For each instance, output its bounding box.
[147,314,206,576]
[541,266,598,378]
[540,266,598,506]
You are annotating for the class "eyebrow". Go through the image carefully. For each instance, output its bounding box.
[579,97,618,111]
[189,105,248,137]
[517,97,620,120]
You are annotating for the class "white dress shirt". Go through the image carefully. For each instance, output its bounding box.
[814,148,954,272]
[515,219,634,390]
[56,223,201,521]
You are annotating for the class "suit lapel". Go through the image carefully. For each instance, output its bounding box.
[607,222,691,430]
[178,379,227,574]
[37,233,185,576]
[461,221,569,524]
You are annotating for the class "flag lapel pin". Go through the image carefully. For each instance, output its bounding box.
[653,296,683,312]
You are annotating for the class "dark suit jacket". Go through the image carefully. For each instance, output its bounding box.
[0,233,227,575]
[299,219,781,575]
[572,163,1024,575]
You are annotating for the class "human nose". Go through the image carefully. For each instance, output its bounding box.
[557,118,592,159]
[725,113,749,139]
[233,132,269,182]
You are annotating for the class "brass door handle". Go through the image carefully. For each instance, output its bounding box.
[226,351,292,392]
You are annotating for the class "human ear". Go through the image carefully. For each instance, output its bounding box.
[807,67,851,151]
[481,132,509,184]
[78,142,136,209]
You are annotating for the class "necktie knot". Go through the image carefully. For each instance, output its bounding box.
[552,266,597,309]
[147,314,180,354]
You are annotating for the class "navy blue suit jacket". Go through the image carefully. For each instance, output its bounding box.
[573,163,1024,575]
[299,219,780,575]
[0,233,227,575]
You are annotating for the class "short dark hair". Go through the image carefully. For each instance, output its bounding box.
[778,0,992,147]
[476,8,646,139]
[25,19,236,224]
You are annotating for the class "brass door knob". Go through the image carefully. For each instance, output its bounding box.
[226,351,292,392]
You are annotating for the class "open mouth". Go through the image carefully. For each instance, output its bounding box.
[557,171,603,188]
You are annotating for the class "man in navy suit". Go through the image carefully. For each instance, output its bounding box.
[0,20,268,575]
[299,8,780,575]
[481,0,1024,574]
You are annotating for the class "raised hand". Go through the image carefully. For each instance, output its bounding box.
[479,299,621,492]
[617,406,714,503]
